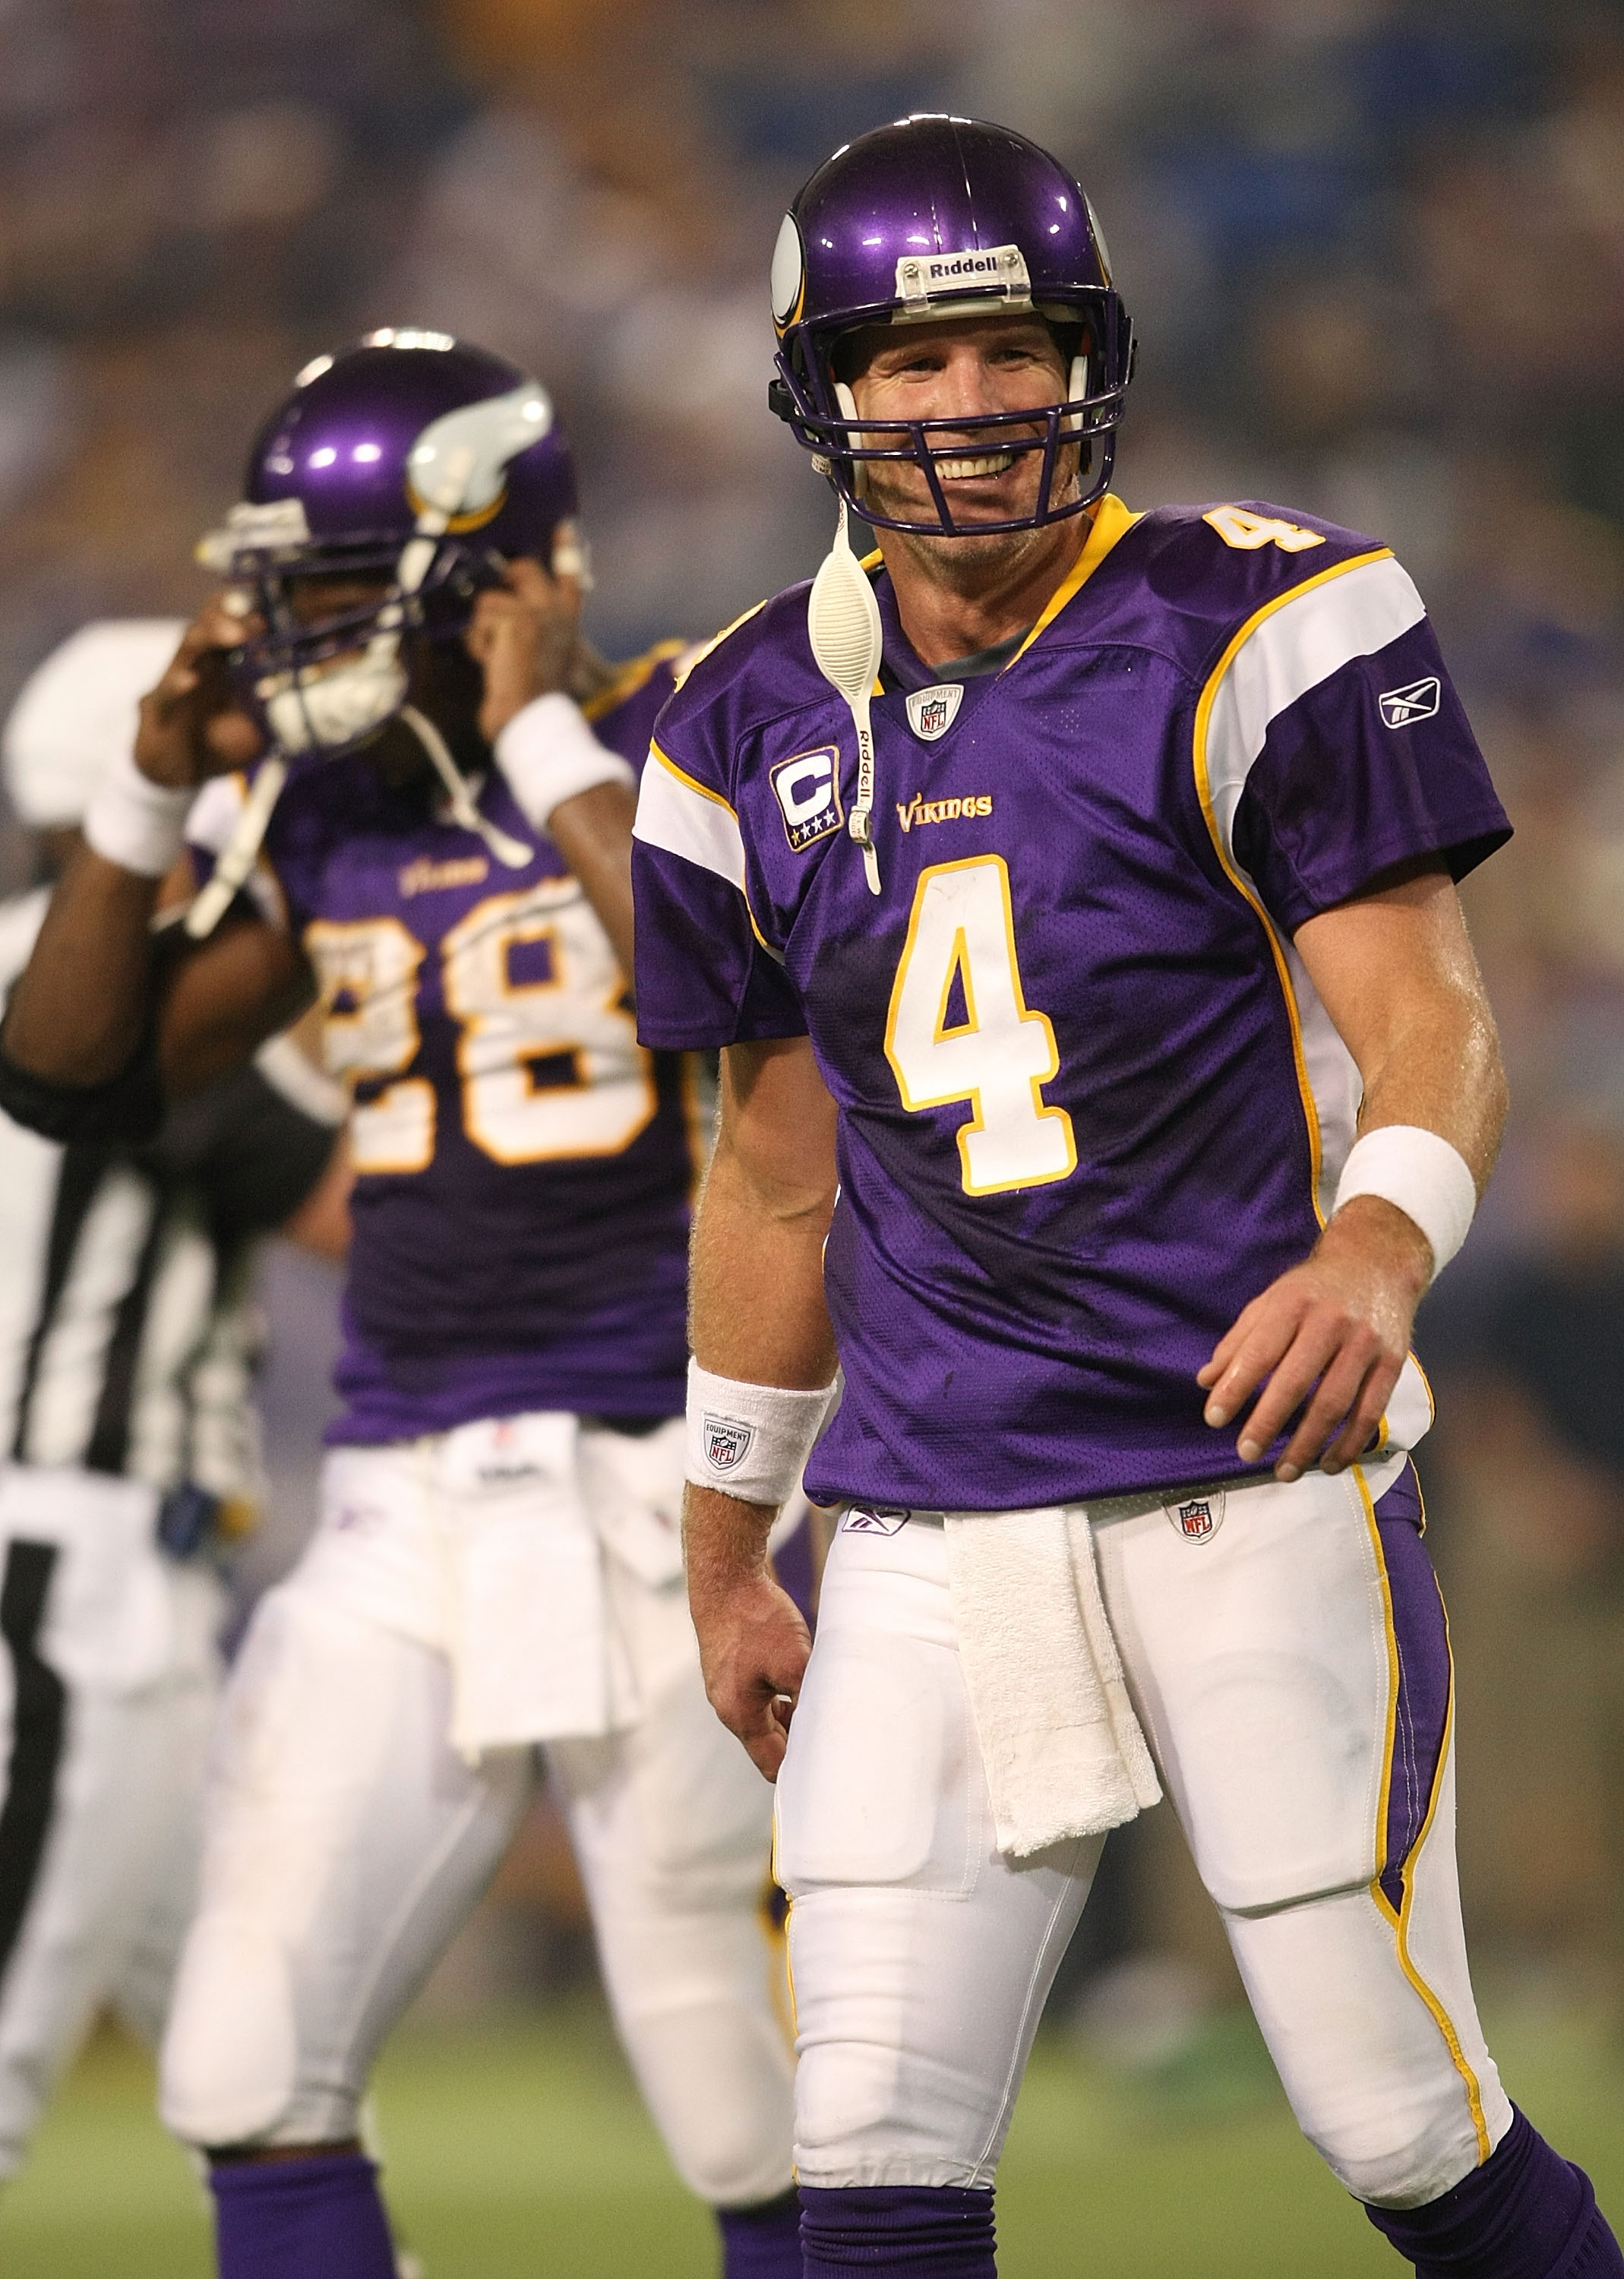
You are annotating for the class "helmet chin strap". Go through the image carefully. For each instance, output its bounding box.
[1063,352,1088,436]
[183,757,289,939]
[807,497,884,896]
[833,381,867,503]
[184,704,529,944]
[400,706,532,868]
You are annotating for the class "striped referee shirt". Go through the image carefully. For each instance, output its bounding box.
[0,888,337,1503]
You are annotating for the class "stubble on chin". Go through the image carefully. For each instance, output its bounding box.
[858,451,1085,588]
[889,520,1063,593]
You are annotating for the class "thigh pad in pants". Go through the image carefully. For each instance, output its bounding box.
[1096,1466,1403,1914]
[775,1519,1094,2190]
[159,1581,528,2148]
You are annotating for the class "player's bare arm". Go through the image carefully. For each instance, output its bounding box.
[1199,865,1506,1481]
[467,555,640,985]
[684,1033,839,1780]
[2,602,311,1098]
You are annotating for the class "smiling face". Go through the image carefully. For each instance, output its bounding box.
[836,311,1083,548]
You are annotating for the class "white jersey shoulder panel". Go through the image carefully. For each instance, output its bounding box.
[1202,555,1426,876]
[633,745,747,891]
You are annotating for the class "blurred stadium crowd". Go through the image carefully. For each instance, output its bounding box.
[1,0,1622,2039]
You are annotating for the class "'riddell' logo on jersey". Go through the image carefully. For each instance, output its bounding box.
[896,792,994,833]
[771,747,843,852]
[400,854,490,896]
[1378,676,1441,729]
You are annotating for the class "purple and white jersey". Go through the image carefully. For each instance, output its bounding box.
[632,499,1511,1512]
[196,645,696,1445]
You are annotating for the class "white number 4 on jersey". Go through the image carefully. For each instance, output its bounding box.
[885,856,1076,1198]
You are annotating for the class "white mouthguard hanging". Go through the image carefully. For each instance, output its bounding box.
[807,498,884,895]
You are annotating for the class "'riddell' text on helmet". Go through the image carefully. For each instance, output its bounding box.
[197,330,579,762]
[768,116,1134,537]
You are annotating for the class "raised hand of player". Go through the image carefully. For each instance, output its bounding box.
[466,554,583,745]
[684,1484,812,1781]
[134,598,267,789]
[1196,1195,1432,1483]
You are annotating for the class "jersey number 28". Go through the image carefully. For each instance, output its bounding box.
[884,856,1076,1197]
[306,880,655,1174]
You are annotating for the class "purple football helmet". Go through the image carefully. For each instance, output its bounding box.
[769,115,1133,536]
[197,328,579,761]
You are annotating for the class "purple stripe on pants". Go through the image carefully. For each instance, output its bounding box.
[1372,1462,1452,1916]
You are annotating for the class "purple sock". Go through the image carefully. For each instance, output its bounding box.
[209,2151,398,2279]
[800,2184,996,2275]
[718,2186,803,2277]
[1364,2109,1622,2277]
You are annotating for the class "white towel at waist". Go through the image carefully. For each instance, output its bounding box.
[438,1412,637,1757]
[943,1503,1161,1860]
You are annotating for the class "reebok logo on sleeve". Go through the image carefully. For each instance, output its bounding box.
[1378,676,1441,729]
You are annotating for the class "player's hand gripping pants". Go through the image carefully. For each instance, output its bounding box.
[157,1418,795,2212]
[777,1462,1512,2209]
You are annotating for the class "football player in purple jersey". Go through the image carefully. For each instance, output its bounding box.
[630,116,1622,2279]
[0,335,801,2279]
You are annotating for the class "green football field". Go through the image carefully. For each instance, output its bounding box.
[2,1997,1618,2276]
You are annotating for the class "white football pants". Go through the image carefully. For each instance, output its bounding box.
[158,1420,795,2211]
[0,1466,223,2185]
[776,1462,1512,2209]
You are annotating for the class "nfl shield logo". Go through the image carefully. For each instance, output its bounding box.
[703,1414,754,1474]
[1166,1491,1224,1543]
[905,683,964,742]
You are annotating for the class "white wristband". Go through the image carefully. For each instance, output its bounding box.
[82,748,193,878]
[686,1360,838,1507]
[493,694,635,829]
[1332,1125,1477,1280]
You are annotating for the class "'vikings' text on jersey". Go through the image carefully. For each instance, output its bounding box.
[631,500,1511,1511]
[196,646,695,1443]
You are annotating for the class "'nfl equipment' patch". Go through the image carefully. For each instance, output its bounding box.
[703,1414,754,1473]
[1378,676,1441,729]
[905,684,964,741]
[770,747,843,851]
[1165,1491,1224,1542]
[839,1504,911,1535]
